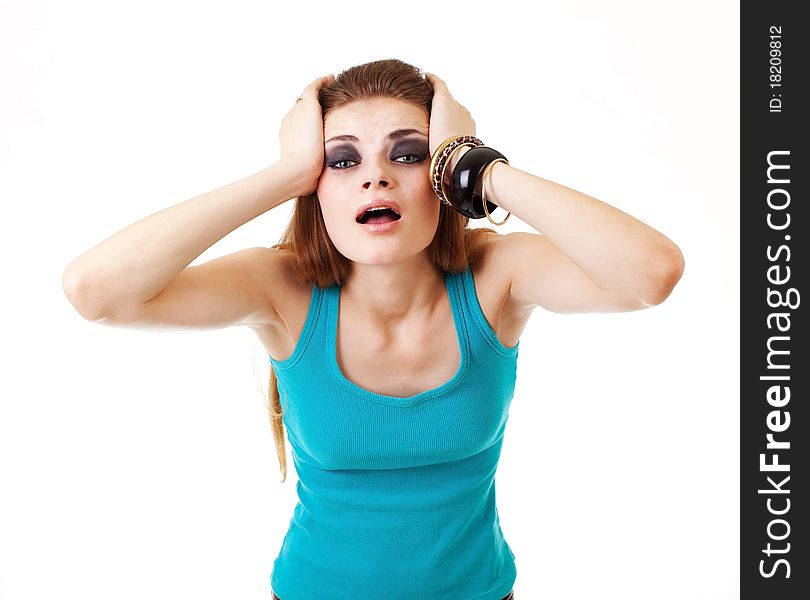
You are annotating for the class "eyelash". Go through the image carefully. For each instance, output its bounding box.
[327,153,426,171]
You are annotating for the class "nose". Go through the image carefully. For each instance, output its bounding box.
[364,178,389,189]
[361,155,392,189]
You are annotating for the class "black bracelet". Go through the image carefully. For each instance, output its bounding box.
[448,146,508,219]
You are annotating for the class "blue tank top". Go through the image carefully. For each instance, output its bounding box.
[268,264,519,600]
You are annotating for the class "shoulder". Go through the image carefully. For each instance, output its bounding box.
[243,246,312,338]
[467,231,530,304]
[254,248,314,360]
[467,231,534,348]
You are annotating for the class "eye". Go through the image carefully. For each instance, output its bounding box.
[326,150,427,171]
[395,153,423,164]
[328,159,356,170]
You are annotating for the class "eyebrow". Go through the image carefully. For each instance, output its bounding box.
[325,129,428,144]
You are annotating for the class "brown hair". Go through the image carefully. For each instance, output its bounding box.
[265,58,497,482]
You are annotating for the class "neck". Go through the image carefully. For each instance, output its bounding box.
[341,253,446,327]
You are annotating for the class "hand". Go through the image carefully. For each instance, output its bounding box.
[424,73,477,157]
[278,73,335,197]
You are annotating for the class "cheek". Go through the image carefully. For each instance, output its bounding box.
[407,169,437,206]
[416,182,441,220]
[319,201,348,232]
[315,181,347,224]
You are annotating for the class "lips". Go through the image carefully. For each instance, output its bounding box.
[355,199,402,223]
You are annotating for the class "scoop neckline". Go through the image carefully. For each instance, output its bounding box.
[325,270,470,407]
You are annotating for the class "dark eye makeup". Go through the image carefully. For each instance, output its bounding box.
[324,142,430,170]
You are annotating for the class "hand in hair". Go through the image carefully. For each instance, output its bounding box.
[424,73,477,157]
[278,73,336,198]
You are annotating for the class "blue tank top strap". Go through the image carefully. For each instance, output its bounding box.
[456,264,520,357]
[267,282,326,371]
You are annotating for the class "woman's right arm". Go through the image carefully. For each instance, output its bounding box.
[62,161,306,328]
[62,73,336,330]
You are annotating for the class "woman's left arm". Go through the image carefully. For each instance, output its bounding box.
[425,73,685,314]
[471,158,685,310]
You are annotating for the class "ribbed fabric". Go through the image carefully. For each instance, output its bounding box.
[268,265,519,600]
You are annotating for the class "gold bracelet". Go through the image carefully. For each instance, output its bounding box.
[429,135,483,203]
[481,158,511,226]
[429,135,462,202]
[440,142,479,207]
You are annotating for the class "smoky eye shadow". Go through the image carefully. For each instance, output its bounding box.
[324,139,429,164]
[324,146,359,163]
[394,141,429,156]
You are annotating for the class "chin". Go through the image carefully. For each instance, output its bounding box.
[331,240,401,262]
[327,222,436,266]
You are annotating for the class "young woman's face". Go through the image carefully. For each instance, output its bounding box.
[316,97,438,267]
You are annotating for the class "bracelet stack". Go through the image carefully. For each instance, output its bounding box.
[429,135,511,225]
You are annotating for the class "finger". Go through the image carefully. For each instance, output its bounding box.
[306,73,336,94]
[294,74,335,107]
[424,72,448,93]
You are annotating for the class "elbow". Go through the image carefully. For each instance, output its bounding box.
[62,265,107,322]
[638,243,685,307]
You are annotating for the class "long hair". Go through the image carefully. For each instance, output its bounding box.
[265,58,497,482]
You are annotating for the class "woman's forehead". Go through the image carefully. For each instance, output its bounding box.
[324,98,428,139]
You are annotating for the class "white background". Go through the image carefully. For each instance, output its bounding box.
[1,1,739,599]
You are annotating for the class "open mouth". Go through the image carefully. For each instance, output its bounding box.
[356,207,402,225]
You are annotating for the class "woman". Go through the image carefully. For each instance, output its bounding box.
[62,59,684,599]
